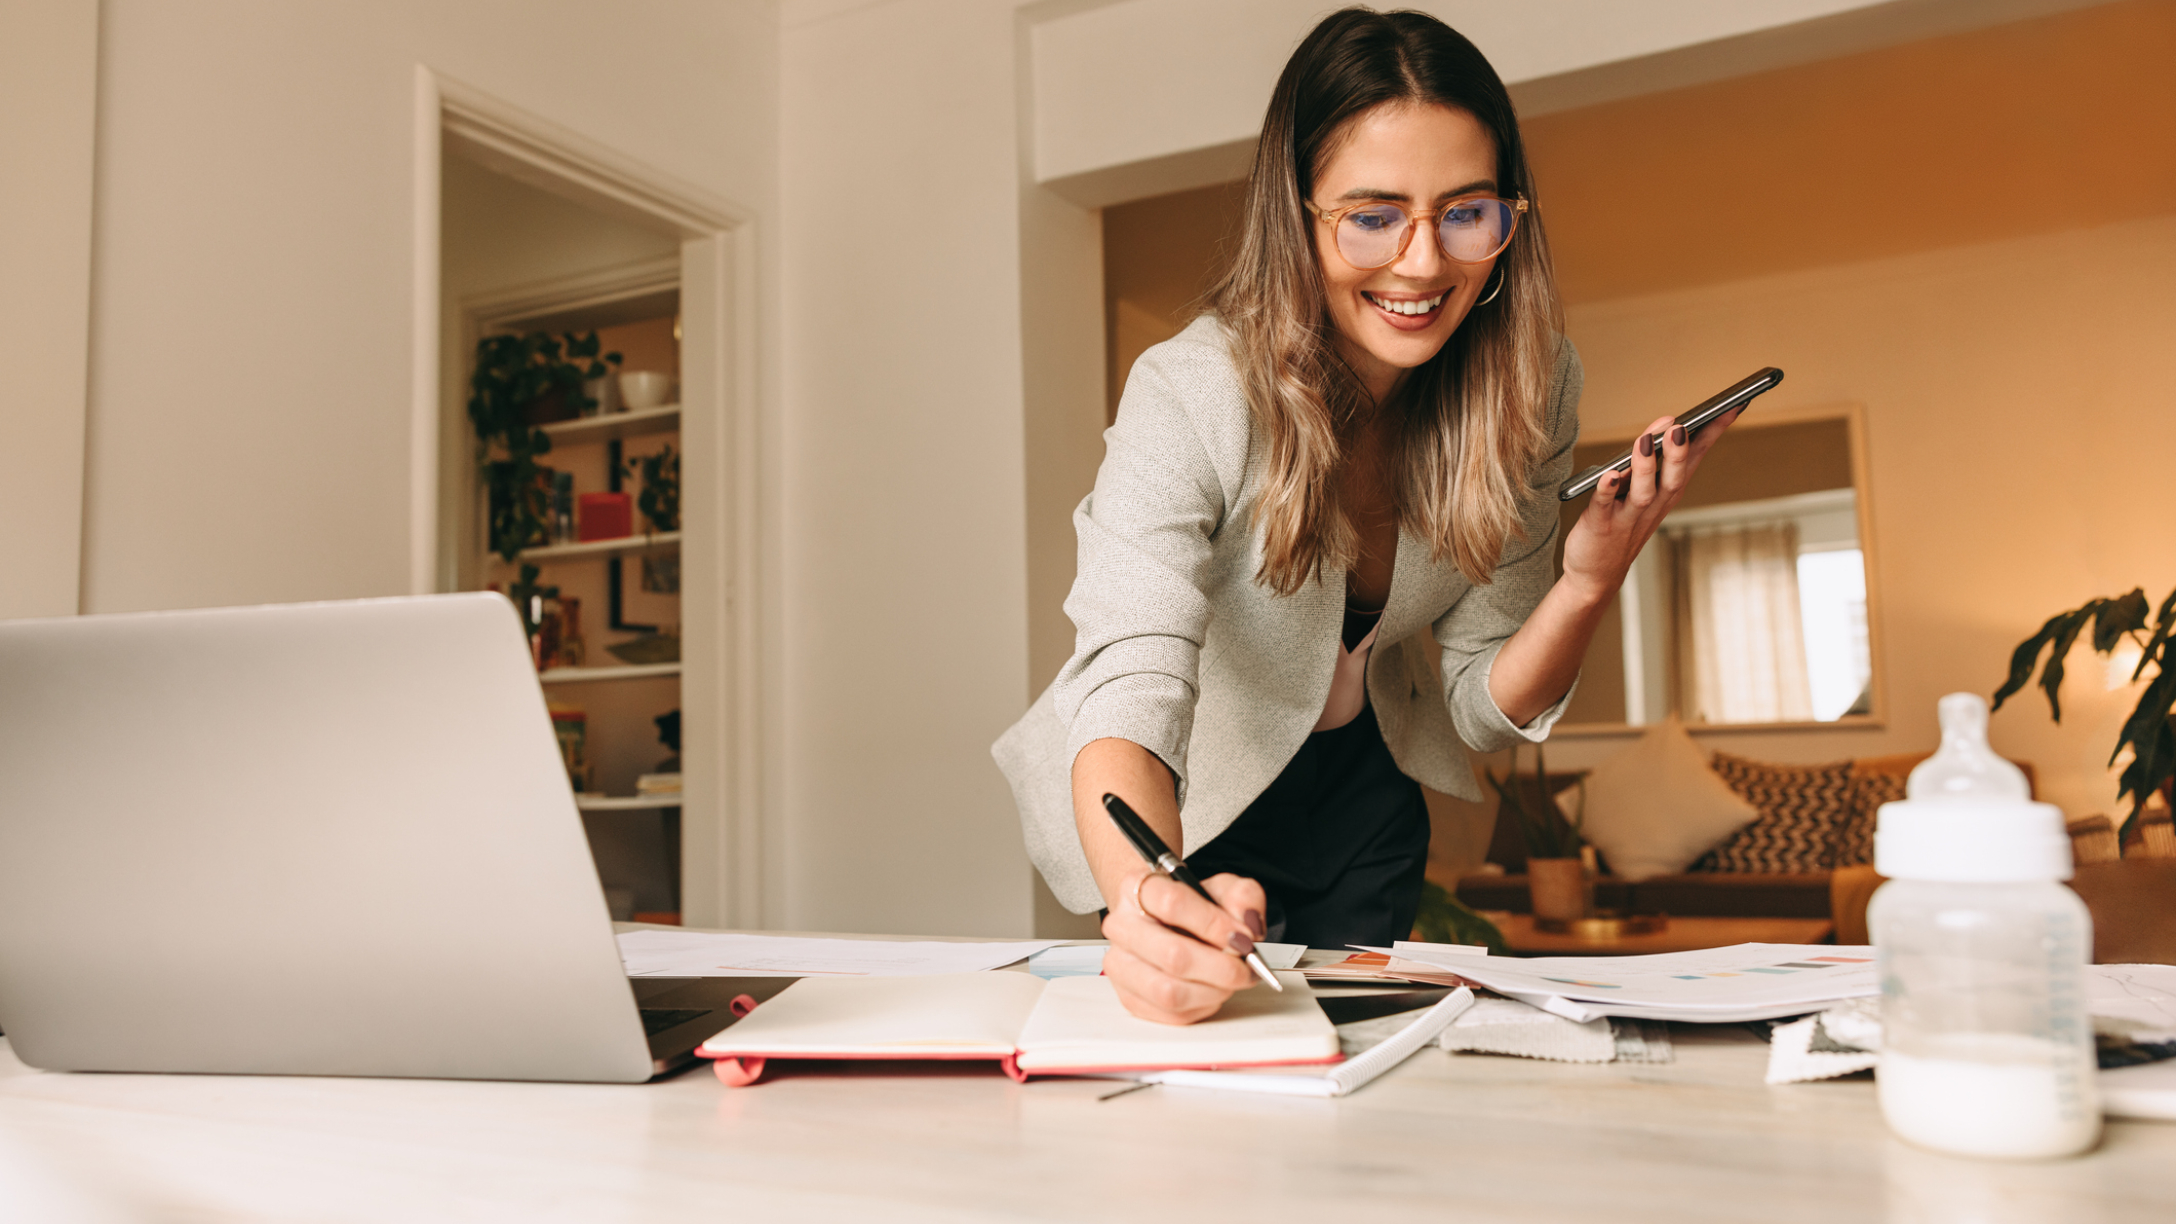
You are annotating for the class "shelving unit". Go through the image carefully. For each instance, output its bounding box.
[540,404,680,446]
[497,531,680,564]
[576,795,683,812]
[538,662,681,685]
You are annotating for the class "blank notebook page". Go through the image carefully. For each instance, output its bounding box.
[1013,972,1337,1072]
[702,972,1045,1057]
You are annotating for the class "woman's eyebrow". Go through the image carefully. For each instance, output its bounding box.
[1336,179,1498,202]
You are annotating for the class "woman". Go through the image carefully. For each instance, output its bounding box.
[994,8,1737,1023]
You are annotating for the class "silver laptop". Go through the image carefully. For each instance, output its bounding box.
[0,592,781,1081]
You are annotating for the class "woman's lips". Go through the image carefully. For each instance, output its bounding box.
[1364,290,1446,332]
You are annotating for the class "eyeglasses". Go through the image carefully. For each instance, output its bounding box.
[1306,195,1527,269]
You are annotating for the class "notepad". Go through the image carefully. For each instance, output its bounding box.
[697,971,1339,1085]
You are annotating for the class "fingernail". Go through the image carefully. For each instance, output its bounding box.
[1670,425,1686,446]
[1227,931,1256,956]
[1638,433,1654,457]
[1245,909,1266,940]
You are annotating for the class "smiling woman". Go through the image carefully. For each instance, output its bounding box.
[994,6,1747,1026]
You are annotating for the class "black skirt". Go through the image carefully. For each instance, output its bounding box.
[1185,704,1431,949]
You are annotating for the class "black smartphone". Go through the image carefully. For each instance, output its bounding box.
[1557,367,1785,502]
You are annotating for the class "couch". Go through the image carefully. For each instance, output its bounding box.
[1456,752,2028,924]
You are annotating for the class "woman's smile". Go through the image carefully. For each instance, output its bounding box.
[1361,288,1450,330]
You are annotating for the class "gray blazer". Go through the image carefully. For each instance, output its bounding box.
[994,316,1583,914]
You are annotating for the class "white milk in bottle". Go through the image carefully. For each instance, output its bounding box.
[1868,693,2099,1159]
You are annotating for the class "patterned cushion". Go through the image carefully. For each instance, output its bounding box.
[1691,753,1857,873]
[1836,771,1906,868]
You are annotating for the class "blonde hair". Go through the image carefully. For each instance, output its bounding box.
[1207,7,1563,594]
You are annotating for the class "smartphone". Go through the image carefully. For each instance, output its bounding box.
[1557,367,1785,502]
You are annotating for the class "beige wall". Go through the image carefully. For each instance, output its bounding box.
[0,0,97,620]
[80,0,777,616]
[1548,215,2176,822]
[777,0,1037,936]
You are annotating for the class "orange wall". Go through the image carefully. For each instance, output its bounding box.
[1524,0,2176,305]
[1550,214,2176,821]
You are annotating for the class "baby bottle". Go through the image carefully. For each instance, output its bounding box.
[1868,692,2098,1159]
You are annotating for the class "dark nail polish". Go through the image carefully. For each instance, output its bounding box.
[1244,909,1267,940]
[1227,931,1256,956]
[1638,433,1654,458]
[1670,425,1686,447]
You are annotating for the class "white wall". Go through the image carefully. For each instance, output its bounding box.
[81,0,777,616]
[1548,216,2176,822]
[777,0,1037,936]
[0,0,97,620]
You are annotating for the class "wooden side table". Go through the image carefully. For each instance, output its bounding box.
[1486,912,1836,956]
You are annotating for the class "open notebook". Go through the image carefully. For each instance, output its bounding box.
[698,970,1338,1085]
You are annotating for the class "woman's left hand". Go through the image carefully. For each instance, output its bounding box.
[1558,408,1741,599]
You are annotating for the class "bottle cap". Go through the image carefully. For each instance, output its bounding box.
[1874,693,2072,882]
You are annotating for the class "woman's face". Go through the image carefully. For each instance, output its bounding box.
[1309,102,1502,397]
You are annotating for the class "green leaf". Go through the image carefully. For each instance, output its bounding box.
[1411,881,1506,954]
[2092,588,2149,653]
[2038,608,2095,723]
[1993,613,2065,711]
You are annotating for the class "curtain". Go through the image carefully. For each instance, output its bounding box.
[1673,521,1814,724]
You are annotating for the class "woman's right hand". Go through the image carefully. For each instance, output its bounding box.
[1100,868,1268,1024]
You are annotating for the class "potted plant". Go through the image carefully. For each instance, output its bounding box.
[621,443,680,534]
[1994,586,2176,963]
[1486,742,1589,922]
[1994,586,2174,841]
[467,331,621,567]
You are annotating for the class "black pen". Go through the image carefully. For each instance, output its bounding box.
[1101,793,1282,992]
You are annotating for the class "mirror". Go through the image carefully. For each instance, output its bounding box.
[1557,409,1881,729]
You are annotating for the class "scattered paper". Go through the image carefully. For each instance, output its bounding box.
[1145,988,1476,1098]
[1026,941,1303,980]
[617,931,1061,978]
[1304,951,1472,987]
[1027,945,1108,980]
[1371,943,1880,1023]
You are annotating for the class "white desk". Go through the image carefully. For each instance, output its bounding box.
[5,979,2175,1221]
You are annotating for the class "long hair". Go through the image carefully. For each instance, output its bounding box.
[1207,7,1562,594]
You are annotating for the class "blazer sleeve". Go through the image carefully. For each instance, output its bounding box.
[1433,339,1584,753]
[1049,350,1230,798]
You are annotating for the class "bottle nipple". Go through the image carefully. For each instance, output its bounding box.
[1908,692,2030,802]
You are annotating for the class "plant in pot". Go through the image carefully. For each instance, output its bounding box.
[1994,585,2176,963]
[621,443,680,534]
[1486,742,1590,923]
[468,331,619,634]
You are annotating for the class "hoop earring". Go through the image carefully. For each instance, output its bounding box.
[1476,265,1507,307]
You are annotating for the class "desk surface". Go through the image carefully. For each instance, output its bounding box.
[5,945,2175,1222]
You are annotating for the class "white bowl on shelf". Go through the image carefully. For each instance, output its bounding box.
[620,371,675,410]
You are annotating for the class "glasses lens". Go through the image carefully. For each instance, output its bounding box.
[1437,199,1515,263]
[1336,205,1409,268]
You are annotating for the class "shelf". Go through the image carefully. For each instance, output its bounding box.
[540,405,680,446]
[499,531,680,564]
[538,662,681,684]
[576,794,683,811]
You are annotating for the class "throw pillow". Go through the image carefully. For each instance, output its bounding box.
[1694,753,1858,873]
[1836,771,1905,868]
[1578,716,1760,881]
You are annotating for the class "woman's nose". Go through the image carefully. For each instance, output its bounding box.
[1392,218,1445,279]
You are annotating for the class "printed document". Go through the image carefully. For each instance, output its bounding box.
[1370,943,1879,1022]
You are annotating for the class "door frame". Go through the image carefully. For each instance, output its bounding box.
[412,67,764,929]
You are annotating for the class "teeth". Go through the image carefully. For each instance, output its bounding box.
[1371,293,1444,316]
